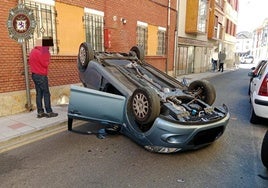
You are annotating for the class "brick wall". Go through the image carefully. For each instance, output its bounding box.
[105,0,170,52]
[45,56,80,87]
[57,0,105,10]
[0,0,25,93]
[0,0,177,116]
[1,0,176,93]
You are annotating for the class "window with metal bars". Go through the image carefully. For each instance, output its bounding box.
[136,25,148,55]
[83,13,104,52]
[24,0,58,54]
[157,30,166,55]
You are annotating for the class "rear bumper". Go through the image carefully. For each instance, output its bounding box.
[255,99,268,106]
[252,93,268,118]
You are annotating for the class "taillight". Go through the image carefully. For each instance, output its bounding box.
[258,74,268,96]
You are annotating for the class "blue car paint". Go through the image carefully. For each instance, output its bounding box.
[69,43,230,153]
[68,85,230,152]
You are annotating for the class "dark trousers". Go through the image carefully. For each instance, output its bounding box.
[32,73,52,114]
[212,60,217,71]
[219,63,224,72]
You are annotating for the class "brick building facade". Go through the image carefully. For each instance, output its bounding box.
[0,0,176,116]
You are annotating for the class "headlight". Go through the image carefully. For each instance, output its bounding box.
[144,146,181,153]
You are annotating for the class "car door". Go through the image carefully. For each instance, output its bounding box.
[68,85,126,125]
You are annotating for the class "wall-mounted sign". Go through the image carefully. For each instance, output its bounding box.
[6,3,36,43]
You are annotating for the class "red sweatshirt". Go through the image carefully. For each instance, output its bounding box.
[29,46,51,75]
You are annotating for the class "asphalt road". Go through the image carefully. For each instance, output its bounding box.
[0,67,268,188]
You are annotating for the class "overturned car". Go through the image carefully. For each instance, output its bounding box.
[68,42,230,153]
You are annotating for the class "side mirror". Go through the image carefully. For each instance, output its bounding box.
[248,72,255,77]
[251,67,256,70]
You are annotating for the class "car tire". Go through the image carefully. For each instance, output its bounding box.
[130,87,160,126]
[261,130,268,169]
[250,107,260,124]
[188,80,216,105]
[78,42,94,71]
[130,46,145,61]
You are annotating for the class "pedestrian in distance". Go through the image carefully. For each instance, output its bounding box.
[29,37,58,118]
[211,48,218,72]
[218,49,226,72]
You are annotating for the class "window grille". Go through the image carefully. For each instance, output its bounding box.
[157,30,166,55]
[24,0,58,54]
[136,25,148,55]
[83,13,104,52]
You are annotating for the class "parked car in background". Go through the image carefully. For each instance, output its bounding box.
[248,60,268,95]
[261,130,268,169]
[67,42,230,153]
[241,55,254,64]
[245,55,254,63]
[248,60,268,123]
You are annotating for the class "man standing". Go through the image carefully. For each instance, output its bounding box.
[29,37,58,118]
[218,50,226,72]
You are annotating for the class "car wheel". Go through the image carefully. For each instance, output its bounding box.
[250,107,260,124]
[78,42,94,71]
[130,46,145,61]
[130,87,160,126]
[261,130,268,169]
[188,80,216,105]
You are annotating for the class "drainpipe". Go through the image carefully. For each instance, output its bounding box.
[166,0,170,74]
[173,0,179,77]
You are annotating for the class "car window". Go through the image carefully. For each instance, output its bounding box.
[254,60,267,74]
[257,63,268,79]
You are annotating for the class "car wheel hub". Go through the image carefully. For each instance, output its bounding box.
[133,93,149,119]
[79,47,86,66]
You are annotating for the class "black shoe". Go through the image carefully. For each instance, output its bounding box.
[47,112,58,118]
[37,112,48,118]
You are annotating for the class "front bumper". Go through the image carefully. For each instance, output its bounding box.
[142,111,230,153]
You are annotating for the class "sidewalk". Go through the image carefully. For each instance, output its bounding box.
[176,68,236,82]
[0,68,237,146]
[0,105,68,143]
